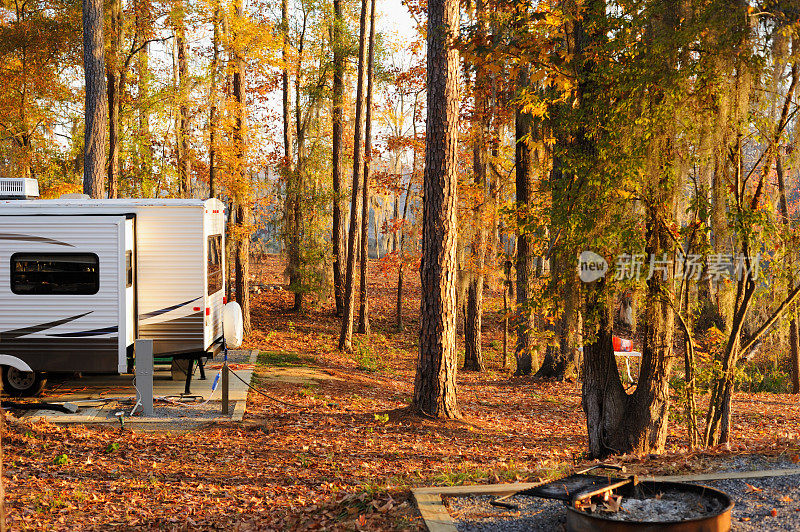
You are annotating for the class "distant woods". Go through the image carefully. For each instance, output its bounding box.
[4,0,800,452]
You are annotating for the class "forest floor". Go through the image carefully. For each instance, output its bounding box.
[6,254,800,530]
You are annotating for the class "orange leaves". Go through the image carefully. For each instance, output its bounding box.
[745,482,763,493]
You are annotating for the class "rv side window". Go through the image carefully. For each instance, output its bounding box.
[11,253,100,295]
[207,234,223,295]
[125,251,133,288]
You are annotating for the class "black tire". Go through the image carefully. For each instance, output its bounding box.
[2,366,46,397]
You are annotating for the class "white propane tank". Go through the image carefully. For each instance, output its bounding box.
[223,302,244,348]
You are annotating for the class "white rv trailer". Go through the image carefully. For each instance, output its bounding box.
[0,183,227,395]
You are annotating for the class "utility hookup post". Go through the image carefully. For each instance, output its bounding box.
[134,339,154,417]
[222,348,230,415]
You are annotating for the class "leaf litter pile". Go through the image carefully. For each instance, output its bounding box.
[6,255,800,530]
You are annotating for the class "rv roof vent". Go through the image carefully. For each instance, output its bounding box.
[60,193,90,200]
[0,178,39,199]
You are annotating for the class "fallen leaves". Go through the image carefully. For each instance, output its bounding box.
[7,255,800,530]
[745,483,764,493]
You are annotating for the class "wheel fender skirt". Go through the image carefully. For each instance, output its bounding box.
[0,355,33,372]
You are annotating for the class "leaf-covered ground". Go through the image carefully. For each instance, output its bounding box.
[6,255,800,530]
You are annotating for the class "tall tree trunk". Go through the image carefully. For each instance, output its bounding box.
[412,0,460,418]
[282,0,303,311]
[463,0,488,373]
[292,30,308,312]
[514,102,536,376]
[106,0,122,198]
[232,0,250,333]
[777,61,799,393]
[778,153,800,393]
[338,0,369,352]
[209,1,221,198]
[357,0,376,335]
[135,0,152,197]
[582,0,679,457]
[174,1,191,197]
[536,150,581,380]
[83,0,108,198]
[331,0,345,316]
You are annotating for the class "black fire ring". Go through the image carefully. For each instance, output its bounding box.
[565,480,733,532]
[492,465,734,532]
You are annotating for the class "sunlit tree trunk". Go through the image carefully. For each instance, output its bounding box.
[338,0,369,351]
[413,0,460,418]
[83,0,108,198]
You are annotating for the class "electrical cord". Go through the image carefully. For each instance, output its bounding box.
[228,368,311,409]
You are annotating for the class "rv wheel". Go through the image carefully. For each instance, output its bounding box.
[2,366,46,397]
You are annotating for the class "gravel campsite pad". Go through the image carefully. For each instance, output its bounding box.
[446,470,800,531]
[444,494,566,532]
[105,400,234,420]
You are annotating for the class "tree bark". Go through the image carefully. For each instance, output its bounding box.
[396,150,415,332]
[106,0,122,198]
[281,0,302,311]
[357,0,376,336]
[135,0,152,197]
[463,0,488,373]
[232,0,250,333]
[582,0,679,456]
[209,1,221,198]
[514,103,536,376]
[777,63,799,393]
[174,1,191,197]
[338,0,369,351]
[412,0,461,418]
[82,0,108,198]
[536,150,581,380]
[779,152,800,393]
[331,0,345,316]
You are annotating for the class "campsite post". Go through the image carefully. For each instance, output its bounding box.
[222,347,230,415]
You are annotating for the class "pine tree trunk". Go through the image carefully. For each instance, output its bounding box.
[357,0,376,336]
[413,0,460,419]
[339,0,369,351]
[83,0,108,198]
[106,0,122,198]
[331,0,345,316]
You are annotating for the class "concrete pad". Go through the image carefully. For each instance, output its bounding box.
[16,350,258,427]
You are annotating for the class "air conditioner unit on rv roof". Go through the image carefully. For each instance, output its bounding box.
[0,178,39,199]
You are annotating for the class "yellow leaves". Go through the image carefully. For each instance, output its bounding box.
[706,326,726,348]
